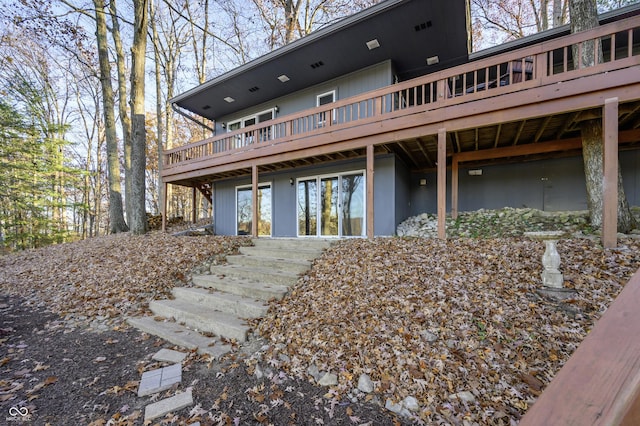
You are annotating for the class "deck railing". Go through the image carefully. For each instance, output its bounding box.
[164,15,640,174]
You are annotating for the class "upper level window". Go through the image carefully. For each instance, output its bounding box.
[317,90,336,107]
[317,90,336,126]
[227,108,275,147]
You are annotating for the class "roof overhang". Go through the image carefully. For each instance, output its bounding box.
[171,0,470,121]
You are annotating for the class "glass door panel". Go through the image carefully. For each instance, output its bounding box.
[236,185,271,236]
[341,173,364,236]
[320,177,339,236]
[297,179,317,236]
[236,187,252,235]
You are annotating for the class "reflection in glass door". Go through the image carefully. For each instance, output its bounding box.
[236,184,272,236]
[297,172,364,237]
[297,179,317,236]
[320,177,339,236]
[341,173,364,236]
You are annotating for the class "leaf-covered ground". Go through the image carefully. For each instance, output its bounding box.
[1,222,640,424]
[0,232,251,326]
[258,237,640,424]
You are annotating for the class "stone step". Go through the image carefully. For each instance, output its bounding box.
[226,254,311,274]
[239,245,324,261]
[209,264,300,287]
[149,299,250,342]
[172,287,268,318]
[192,274,289,301]
[251,237,333,251]
[127,316,232,359]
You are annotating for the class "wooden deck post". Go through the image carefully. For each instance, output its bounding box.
[603,97,619,249]
[366,144,375,239]
[252,164,258,238]
[437,128,447,240]
[191,187,197,224]
[161,182,167,232]
[452,156,459,220]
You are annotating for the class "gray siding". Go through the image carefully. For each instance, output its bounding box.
[215,60,393,133]
[394,156,411,232]
[213,180,240,236]
[405,151,640,219]
[373,155,396,236]
[621,149,640,206]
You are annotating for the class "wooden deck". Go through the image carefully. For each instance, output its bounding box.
[520,267,640,426]
[163,15,640,187]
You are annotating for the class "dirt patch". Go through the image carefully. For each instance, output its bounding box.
[0,295,406,425]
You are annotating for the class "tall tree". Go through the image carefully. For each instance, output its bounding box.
[108,0,134,222]
[569,0,635,232]
[129,0,149,234]
[93,0,129,233]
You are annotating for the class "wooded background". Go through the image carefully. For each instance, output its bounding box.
[0,0,635,250]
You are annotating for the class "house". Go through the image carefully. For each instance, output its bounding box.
[164,0,640,246]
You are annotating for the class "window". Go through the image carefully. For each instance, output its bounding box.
[317,90,335,106]
[227,108,275,147]
[316,90,336,126]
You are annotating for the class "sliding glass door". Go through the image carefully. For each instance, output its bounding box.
[297,172,364,237]
[236,184,272,236]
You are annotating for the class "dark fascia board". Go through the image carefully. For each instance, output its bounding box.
[169,0,407,105]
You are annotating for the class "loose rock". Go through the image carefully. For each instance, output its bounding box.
[317,373,338,387]
[449,391,476,403]
[357,374,374,393]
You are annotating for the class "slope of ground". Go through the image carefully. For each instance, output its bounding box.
[1,212,639,424]
[258,237,640,424]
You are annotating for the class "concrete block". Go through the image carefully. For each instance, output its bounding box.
[144,389,193,422]
[138,364,182,397]
[153,348,187,364]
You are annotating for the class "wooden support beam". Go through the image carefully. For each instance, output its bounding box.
[366,144,375,239]
[493,123,502,148]
[513,120,526,145]
[555,112,580,139]
[437,128,447,240]
[192,187,197,224]
[534,116,553,142]
[252,164,258,238]
[416,139,434,167]
[162,182,168,232]
[603,97,619,248]
[452,156,459,220]
[210,182,215,233]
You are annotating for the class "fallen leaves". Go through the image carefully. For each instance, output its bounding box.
[0,233,251,326]
[258,237,640,424]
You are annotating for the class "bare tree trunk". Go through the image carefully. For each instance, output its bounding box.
[93,0,128,233]
[129,0,148,234]
[109,0,133,223]
[149,0,164,223]
[570,0,635,233]
[553,0,564,27]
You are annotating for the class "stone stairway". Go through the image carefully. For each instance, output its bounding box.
[128,238,332,358]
